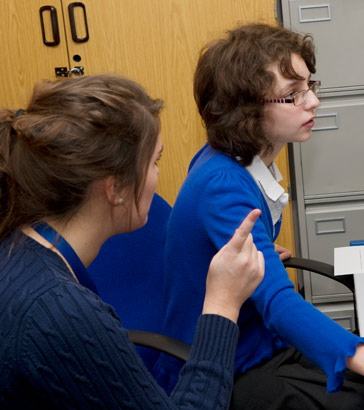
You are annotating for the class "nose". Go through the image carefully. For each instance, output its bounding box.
[305,89,320,110]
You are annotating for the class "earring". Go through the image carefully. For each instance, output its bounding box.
[118,198,124,205]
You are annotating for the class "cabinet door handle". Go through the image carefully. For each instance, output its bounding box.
[68,2,89,43]
[39,5,60,46]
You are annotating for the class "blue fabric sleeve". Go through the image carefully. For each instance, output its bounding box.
[199,166,364,392]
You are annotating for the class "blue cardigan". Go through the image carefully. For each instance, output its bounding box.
[0,232,239,409]
[156,143,364,394]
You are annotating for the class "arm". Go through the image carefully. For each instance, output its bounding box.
[20,286,230,409]
[201,167,364,392]
[20,211,264,410]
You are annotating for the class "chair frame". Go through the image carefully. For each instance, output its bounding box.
[128,329,190,362]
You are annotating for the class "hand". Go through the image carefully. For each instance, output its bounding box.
[203,209,265,323]
[274,244,292,261]
[346,343,364,375]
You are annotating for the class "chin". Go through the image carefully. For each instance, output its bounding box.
[303,134,313,142]
[298,130,313,143]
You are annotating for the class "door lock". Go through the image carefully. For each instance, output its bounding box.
[55,66,85,78]
[68,66,85,77]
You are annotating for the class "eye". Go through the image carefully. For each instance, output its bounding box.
[282,89,297,99]
[154,155,162,166]
[282,93,293,100]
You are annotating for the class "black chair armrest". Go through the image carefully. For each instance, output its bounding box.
[128,329,191,362]
[283,257,355,293]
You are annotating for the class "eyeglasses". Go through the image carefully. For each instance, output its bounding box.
[263,80,321,106]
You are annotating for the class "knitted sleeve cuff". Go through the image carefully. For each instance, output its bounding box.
[189,314,239,370]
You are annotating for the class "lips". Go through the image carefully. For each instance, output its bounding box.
[303,116,316,127]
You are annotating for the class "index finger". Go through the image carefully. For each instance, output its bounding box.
[228,209,261,252]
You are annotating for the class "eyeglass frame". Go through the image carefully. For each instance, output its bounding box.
[262,80,321,106]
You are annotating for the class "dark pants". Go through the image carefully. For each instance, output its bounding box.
[230,347,364,410]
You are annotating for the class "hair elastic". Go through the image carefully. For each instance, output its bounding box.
[10,109,25,140]
[14,109,25,118]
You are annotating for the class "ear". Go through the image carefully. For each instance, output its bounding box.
[104,176,124,206]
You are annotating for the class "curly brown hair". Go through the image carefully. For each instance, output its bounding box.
[194,23,316,165]
[0,74,163,242]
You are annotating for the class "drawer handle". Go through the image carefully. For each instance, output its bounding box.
[299,4,331,23]
[315,217,346,235]
[312,113,339,131]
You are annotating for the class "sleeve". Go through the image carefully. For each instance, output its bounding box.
[18,281,239,409]
[199,167,364,393]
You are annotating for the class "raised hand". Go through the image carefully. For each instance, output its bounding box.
[202,209,265,323]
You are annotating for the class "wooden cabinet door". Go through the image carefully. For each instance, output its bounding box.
[0,0,70,108]
[1,0,281,206]
[59,0,278,205]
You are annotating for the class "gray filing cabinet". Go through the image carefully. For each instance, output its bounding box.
[279,0,364,331]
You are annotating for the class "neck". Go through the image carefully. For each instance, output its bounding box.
[27,217,105,294]
[259,142,285,168]
[45,216,108,268]
[24,179,125,269]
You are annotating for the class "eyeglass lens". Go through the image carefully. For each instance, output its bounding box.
[294,82,320,106]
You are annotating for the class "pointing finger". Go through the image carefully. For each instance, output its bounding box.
[228,209,261,252]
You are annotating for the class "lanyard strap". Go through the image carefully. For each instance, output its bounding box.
[33,222,99,295]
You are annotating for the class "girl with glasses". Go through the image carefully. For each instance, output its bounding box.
[157,23,364,409]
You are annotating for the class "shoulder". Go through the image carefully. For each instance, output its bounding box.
[189,144,246,173]
[184,145,259,197]
[0,234,82,312]
[172,146,269,228]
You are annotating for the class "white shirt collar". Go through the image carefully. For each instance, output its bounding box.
[245,155,289,226]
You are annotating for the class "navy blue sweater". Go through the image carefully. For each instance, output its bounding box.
[0,233,239,409]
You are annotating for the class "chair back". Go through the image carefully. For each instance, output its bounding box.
[88,193,172,370]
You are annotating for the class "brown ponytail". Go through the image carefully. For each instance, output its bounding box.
[0,74,163,242]
[0,109,22,238]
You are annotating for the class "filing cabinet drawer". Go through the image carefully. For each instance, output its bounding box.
[318,302,355,332]
[300,97,364,197]
[305,200,364,298]
[282,0,364,90]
